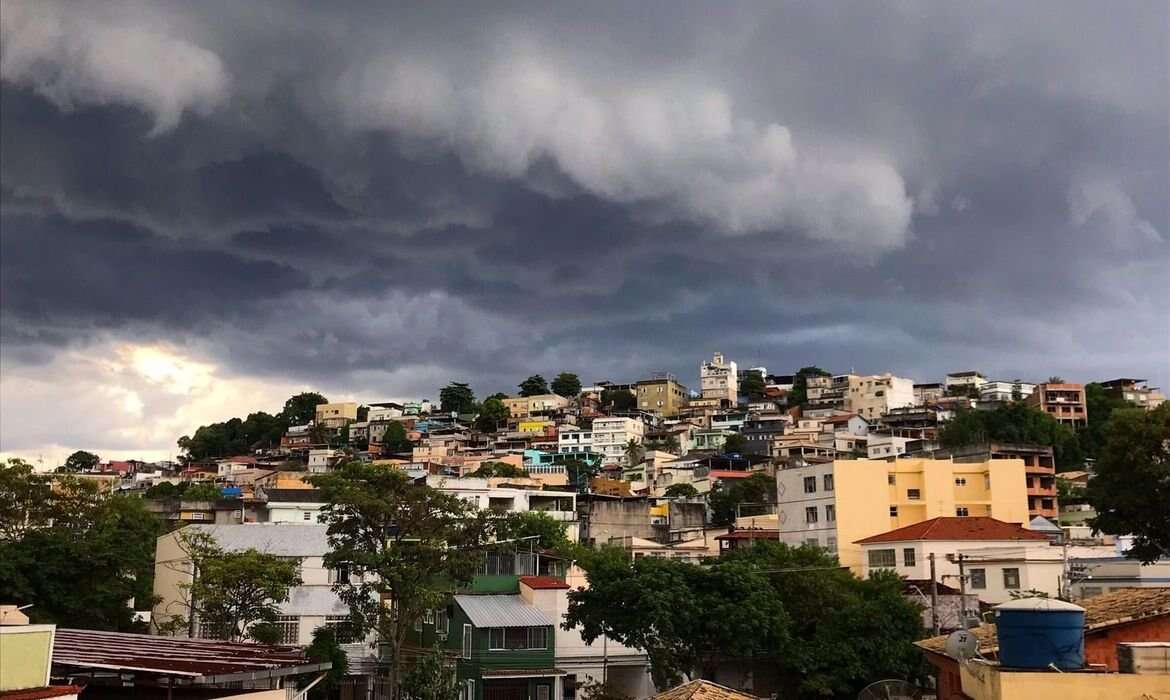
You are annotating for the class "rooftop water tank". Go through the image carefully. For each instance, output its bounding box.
[994,597,1085,670]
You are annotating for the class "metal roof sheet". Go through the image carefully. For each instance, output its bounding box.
[453,594,555,628]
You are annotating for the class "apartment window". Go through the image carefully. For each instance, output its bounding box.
[969,568,986,589]
[488,627,548,650]
[1003,568,1021,590]
[825,504,836,522]
[907,489,921,500]
[903,548,916,567]
[803,476,817,493]
[955,477,967,486]
[804,537,819,548]
[328,564,351,584]
[955,506,970,517]
[826,537,837,553]
[888,474,896,485]
[272,615,300,645]
[324,615,356,643]
[805,506,818,524]
[868,549,897,568]
[889,506,898,517]
[823,473,834,491]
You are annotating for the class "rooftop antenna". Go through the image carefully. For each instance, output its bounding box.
[857,679,921,700]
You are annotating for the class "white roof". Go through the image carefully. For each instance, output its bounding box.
[190,524,330,556]
[453,595,554,628]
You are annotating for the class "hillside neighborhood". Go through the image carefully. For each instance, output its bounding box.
[3,356,1168,699]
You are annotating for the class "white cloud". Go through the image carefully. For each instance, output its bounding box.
[337,45,913,250]
[1068,177,1162,248]
[0,0,229,133]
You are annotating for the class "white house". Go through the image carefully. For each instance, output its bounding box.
[424,476,580,541]
[557,427,595,455]
[979,380,1037,403]
[855,516,1060,605]
[591,416,645,465]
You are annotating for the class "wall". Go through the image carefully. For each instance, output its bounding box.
[0,626,54,691]
[1085,616,1170,671]
[959,660,1170,700]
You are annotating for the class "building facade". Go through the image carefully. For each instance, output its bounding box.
[1026,383,1088,426]
[699,352,738,404]
[635,375,689,417]
[845,374,915,421]
[591,417,646,465]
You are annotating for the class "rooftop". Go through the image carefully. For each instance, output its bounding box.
[519,575,570,590]
[453,594,555,628]
[649,679,761,700]
[183,523,330,556]
[855,517,1049,544]
[916,587,1170,658]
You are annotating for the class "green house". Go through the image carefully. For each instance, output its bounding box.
[439,593,563,700]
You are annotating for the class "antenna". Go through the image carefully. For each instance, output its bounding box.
[857,679,921,700]
[944,629,979,662]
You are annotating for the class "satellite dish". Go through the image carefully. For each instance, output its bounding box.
[857,680,920,700]
[944,629,979,661]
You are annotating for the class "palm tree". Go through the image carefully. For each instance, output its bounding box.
[624,439,644,467]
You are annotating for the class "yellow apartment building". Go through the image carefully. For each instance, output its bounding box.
[503,394,570,419]
[314,402,359,428]
[776,458,1029,572]
[635,374,689,416]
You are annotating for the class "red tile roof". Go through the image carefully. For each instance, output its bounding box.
[822,413,858,424]
[519,576,570,590]
[854,517,1048,544]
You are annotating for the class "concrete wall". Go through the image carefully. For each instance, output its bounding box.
[959,660,1170,700]
[0,625,54,691]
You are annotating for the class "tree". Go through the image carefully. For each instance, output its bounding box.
[518,374,549,397]
[566,542,924,696]
[709,473,774,526]
[600,388,636,412]
[563,458,600,492]
[401,645,460,700]
[475,396,509,433]
[61,450,100,473]
[496,511,572,553]
[193,545,303,641]
[551,372,583,398]
[305,626,350,699]
[1079,382,1131,460]
[663,483,698,498]
[0,478,162,631]
[788,366,831,407]
[283,392,329,425]
[144,481,182,500]
[469,461,529,478]
[624,439,644,467]
[178,409,288,461]
[739,372,765,402]
[939,402,1084,468]
[439,382,477,414]
[380,421,413,453]
[721,433,747,454]
[1047,376,1066,384]
[1087,404,1170,563]
[309,462,491,699]
[184,481,223,501]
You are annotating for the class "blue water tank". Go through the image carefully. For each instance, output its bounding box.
[994,597,1085,669]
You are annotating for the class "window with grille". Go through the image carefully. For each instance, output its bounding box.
[328,564,351,584]
[324,615,356,643]
[805,506,818,524]
[803,476,817,493]
[888,474,896,485]
[889,506,898,517]
[272,615,300,645]
[487,627,548,650]
[868,549,896,568]
[823,474,834,491]
[954,477,967,486]
[903,548,916,567]
[1002,567,1021,589]
[907,488,921,500]
[955,506,970,517]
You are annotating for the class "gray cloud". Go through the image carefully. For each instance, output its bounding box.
[1,0,1167,458]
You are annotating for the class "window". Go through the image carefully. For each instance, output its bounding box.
[868,549,896,568]
[272,615,300,645]
[969,568,986,589]
[324,615,356,643]
[954,477,967,486]
[805,506,818,524]
[487,627,548,650]
[907,489,921,500]
[414,616,423,632]
[823,473,834,491]
[889,506,898,517]
[826,537,837,553]
[903,548,916,567]
[436,608,449,639]
[803,476,817,493]
[955,506,970,517]
[424,609,434,625]
[462,624,472,658]
[302,511,313,521]
[1003,567,1021,590]
[328,564,351,584]
[888,474,896,485]
[464,680,475,700]
[537,685,551,700]
[825,504,836,522]
[804,537,819,548]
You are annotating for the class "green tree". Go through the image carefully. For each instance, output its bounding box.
[401,645,460,700]
[939,402,1084,468]
[709,472,774,526]
[61,450,100,473]
[624,439,644,467]
[1079,382,1132,460]
[721,432,747,454]
[309,462,491,698]
[1087,404,1170,563]
[193,545,303,641]
[739,373,765,402]
[475,396,510,433]
[469,461,529,478]
[283,392,329,425]
[563,458,600,492]
[788,366,831,407]
[183,481,223,501]
[0,484,161,630]
[663,483,698,498]
[305,626,350,699]
[647,434,682,455]
[600,388,636,412]
[379,421,413,453]
[0,459,53,540]
[551,372,583,398]
[439,382,477,414]
[519,374,549,397]
[496,511,572,553]
[144,481,182,500]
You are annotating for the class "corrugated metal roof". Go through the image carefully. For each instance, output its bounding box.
[454,594,555,628]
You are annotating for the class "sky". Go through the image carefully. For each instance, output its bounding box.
[1,1,1167,465]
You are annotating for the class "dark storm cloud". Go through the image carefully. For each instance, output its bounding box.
[1,0,1168,457]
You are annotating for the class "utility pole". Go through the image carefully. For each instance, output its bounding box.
[929,553,941,636]
[957,553,968,628]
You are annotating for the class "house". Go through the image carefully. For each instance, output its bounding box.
[844,373,915,421]
[700,352,738,404]
[916,587,1170,699]
[978,380,1036,403]
[591,416,645,465]
[503,394,570,419]
[855,517,1058,605]
[716,529,781,555]
[577,494,706,547]
[913,382,945,404]
[1067,540,1170,599]
[607,535,715,563]
[264,488,328,523]
[945,371,987,392]
[648,679,761,700]
[865,433,924,459]
[1098,377,1166,410]
[315,402,359,429]
[152,524,355,646]
[1026,382,1088,427]
[933,442,1058,520]
[635,373,689,417]
[776,458,1030,572]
